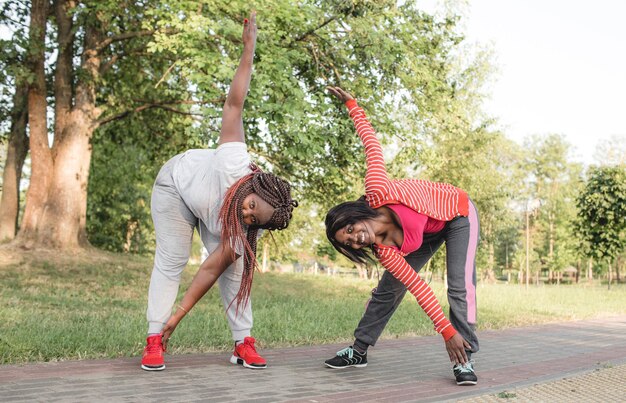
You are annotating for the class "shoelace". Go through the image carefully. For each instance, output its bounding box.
[336,347,354,359]
[146,341,163,353]
[240,339,258,356]
[455,360,474,373]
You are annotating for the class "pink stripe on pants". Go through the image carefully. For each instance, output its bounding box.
[465,201,479,324]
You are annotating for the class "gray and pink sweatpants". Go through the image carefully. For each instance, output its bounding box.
[354,201,480,353]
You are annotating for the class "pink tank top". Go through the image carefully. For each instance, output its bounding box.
[387,204,446,254]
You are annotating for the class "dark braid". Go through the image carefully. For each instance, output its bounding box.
[219,165,298,310]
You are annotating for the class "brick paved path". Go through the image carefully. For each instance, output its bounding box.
[1,316,625,402]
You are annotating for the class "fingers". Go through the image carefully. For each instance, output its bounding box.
[326,86,350,102]
[453,348,461,365]
[447,350,456,364]
[326,86,340,98]
[446,339,469,365]
[244,11,256,26]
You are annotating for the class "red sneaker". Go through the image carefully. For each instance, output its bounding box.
[141,334,165,371]
[230,336,267,369]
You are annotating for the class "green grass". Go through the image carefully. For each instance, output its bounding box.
[1,249,625,364]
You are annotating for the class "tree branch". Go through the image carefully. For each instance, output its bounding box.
[293,15,338,42]
[94,28,177,53]
[99,53,119,75]
[97,102,195,127]
[155,61,177,88]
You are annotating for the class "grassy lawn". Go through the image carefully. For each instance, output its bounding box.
[1,247,625,364]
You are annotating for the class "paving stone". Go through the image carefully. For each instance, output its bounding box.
[1,316,626,402]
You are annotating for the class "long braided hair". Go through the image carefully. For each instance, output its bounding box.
[219,164,298,310]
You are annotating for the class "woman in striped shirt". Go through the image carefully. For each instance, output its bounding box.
[323,87,480,386]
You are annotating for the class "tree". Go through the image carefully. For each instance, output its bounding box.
[17,0,50,247]
[523,134,583,283]
[6,0,498,253]
[594,135,626,166]
[0,9,30,241]
[88,0,480,253]
[14,0,186,249]
[576,165,626,289]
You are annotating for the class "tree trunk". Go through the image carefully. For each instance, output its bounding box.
[548,214,554,283]
[17,0,52,246]
[607,260,612,290]
[17,3,101,249]
[35,0,94,248]
[123,220,138,253]
[535,266,540,285]
[588,258,593,284]
[484,242,496,283]
[37,108,96,248]
[616,255,622,283]
[54,0,75,140]
[0,82,29,241]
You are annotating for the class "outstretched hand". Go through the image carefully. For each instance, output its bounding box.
[445,333,472,365]
[327,86,354,103]
[160,317,180,351]
[242,11,257,50]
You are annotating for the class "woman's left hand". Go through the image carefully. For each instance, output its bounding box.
[327,86,354,103]
[242,11,257,50]
[445,333,472,365]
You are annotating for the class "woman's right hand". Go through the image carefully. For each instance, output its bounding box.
[327,86,354,103]
[445,333,472,365]
[160,317,180,351]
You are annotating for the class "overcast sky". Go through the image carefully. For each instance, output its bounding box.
[425,0,626,165]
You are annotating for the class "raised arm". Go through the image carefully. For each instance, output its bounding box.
[327,87,391,203]
[219,11,257,145]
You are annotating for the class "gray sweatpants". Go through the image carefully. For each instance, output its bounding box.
[354,201,480,353]
[146,156,253,340]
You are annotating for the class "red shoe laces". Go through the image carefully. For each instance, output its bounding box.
[146,339,164,353]
[241,339,258,356]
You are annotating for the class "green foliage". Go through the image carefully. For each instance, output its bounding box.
[88,108,194,253]
[86,0,203,252]
[145,0,468,208]
[0,1,29,140]
[576,165,626,262]
[86,0,485,255]
[522,135,584,276]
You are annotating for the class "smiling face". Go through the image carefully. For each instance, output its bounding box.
[242,193,275,226]
[334,220,375,250]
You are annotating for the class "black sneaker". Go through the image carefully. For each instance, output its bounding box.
[324,346,367,369]
[453,360,478,385]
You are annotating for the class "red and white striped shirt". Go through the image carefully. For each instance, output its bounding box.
[345,99,469,341]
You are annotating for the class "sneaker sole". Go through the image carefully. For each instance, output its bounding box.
[230,355,267,369]
[141,364,165,371]
[324,362,367,369]
[456,380,477,386]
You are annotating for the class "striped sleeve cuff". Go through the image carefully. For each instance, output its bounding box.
[439,322,458,341]
[345,99,358,109]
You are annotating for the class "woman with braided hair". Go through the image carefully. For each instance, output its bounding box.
[141,11,297,372]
